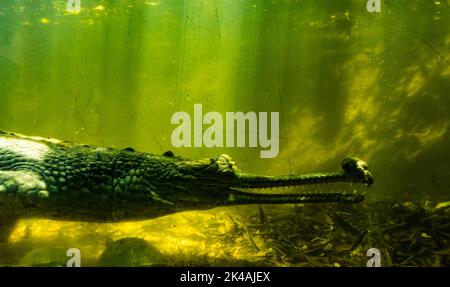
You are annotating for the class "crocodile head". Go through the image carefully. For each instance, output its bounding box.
[160,154,373,208]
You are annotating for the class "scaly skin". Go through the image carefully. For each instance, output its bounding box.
[0,130,373,241]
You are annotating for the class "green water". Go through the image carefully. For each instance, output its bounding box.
[0,0,450,266]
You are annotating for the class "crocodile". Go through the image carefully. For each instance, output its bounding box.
[0,130,373,242]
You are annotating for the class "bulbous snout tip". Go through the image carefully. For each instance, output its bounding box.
[341,157,374,186]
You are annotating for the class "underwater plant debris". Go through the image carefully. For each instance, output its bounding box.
[0,200,449,267]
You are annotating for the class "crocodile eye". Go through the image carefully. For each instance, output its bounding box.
[357,160,368,170]
[215,154,237,174]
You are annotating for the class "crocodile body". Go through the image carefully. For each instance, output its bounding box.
[0,130,373,241]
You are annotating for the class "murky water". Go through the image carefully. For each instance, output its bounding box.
[0,0,449,266]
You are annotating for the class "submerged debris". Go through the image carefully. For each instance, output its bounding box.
[1,200,450,266]
[151,200,450,267]
[194,200,450,267]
